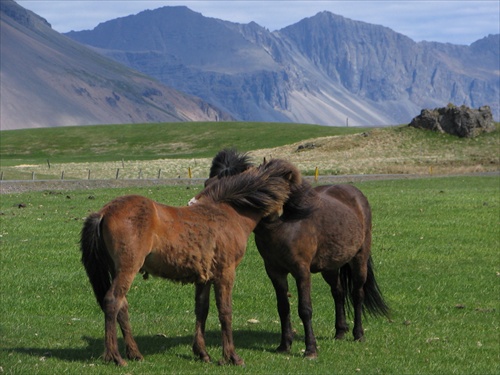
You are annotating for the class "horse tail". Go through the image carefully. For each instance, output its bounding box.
[362,257,390,317]
[340,257,390,318]
[80,212,112,311]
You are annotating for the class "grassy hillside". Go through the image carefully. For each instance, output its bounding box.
[0,122,498,180]
[252,124,500,176]
[0,122,366,165]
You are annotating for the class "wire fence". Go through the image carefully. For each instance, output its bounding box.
[0,167,196,181]
[0,158,212,182]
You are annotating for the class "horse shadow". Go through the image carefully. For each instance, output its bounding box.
[2,329,292,363]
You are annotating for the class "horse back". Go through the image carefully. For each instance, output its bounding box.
[100,195,157,233]
[315,184,371,231]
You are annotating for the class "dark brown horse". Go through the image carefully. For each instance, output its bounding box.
[205,149,389,358]
[80,159,301,366]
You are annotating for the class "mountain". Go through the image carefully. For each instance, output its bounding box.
[66,6,499,126]
[0,1,233,130]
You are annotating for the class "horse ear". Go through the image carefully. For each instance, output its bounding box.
[285,168,302,184]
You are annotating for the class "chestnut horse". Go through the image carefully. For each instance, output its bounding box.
[80,159,301,366]
[205,149,389,358]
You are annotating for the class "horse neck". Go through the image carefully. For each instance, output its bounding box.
[225,204,265,234]
[254,214,281,233]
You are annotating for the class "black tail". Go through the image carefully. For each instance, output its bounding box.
[80,213,112,311]
[340,257,390,318]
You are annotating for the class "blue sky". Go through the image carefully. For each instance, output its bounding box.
[16,0,500,45]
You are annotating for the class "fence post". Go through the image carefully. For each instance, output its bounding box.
[158,169,161,179]
[0,171,3,181]
[188,167,192,179]
[32,171,35,180]
[47,159,51,169]
[314,167,319,182]
[138,169,143,179]
[87,169,91,180]
[116,168,120,179]
[61,171,64,180]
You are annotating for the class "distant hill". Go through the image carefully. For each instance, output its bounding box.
[0,0,233,130]
[66,6,499,126]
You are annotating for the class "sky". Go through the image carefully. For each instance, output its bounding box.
[16,0,500,45]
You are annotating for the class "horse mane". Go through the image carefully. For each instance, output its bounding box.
[209,148,254,179]
[259,158,317,221]
[280,179,318,221]
[206,150,316,220]
[199,161,294,216]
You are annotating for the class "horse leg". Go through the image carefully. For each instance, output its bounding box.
[294,269,317,358]
[350,256,368,341]
[117,298,143,361]
[265,265,293,353]
[192,282,212,362]
[213,271,244,366]
[103,272,136,366]
[321,269,349,340]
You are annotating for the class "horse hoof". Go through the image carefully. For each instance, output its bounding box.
[232,357,245,366]
[193,346,211,363]
[303,351,318,360]
[200,353,212,363]
[127,353,144,361]
[275,348,290,353]
[103,352,127,366]
[217,356,245,366]
[275,344,291,353]
[335,332,347,340]
[194,352,211,363]
[111,358,127,366]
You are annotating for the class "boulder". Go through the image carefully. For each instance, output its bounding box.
[409,105,495,138]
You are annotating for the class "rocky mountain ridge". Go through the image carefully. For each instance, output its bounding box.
[66,6,499,126]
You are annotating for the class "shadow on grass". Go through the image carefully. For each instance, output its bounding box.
[2,329,287,363]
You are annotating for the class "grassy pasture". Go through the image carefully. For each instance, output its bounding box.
[1,122,498,181]
[0,122,365,166]
[0,176,498,374]
[0,121,364,180]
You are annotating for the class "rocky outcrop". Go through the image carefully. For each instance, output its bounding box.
[408,105,495,137]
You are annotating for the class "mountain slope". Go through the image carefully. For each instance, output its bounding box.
[278,12,499,121]
[0,1,232,130]
[66,7,499,126]
[67,7,500,125]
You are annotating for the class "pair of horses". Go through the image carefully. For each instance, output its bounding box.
[80,158,300,366]
[80,150,389,366]
[205,150,389,358]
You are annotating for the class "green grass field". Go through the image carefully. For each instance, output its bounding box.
[1,176,498,374]
[1,122,498,180]
[0,122,367,166]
